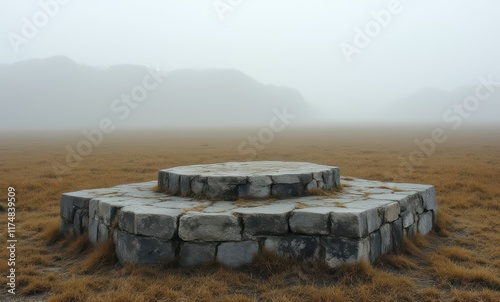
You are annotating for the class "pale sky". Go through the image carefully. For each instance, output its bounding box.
[1,0,499,125]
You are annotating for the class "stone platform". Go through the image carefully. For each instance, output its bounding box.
[158,161,340,200]
[59,161,437,268]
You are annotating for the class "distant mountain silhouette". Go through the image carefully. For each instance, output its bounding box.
[0,56,311,130]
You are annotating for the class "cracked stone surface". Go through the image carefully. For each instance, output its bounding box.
[60,162,437,268]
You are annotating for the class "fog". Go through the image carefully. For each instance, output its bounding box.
[1,0,499,130]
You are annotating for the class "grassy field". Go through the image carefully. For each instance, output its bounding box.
[0,126,499,301]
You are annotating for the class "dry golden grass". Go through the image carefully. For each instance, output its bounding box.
[1,126,499,301]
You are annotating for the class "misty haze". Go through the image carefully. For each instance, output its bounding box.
[1,1,499,301]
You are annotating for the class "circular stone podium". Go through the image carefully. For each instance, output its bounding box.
[158,161,341,200]
[59,161,438,268]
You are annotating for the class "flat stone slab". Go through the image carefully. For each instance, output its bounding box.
[158,161,340,200]
[59,162,437,268]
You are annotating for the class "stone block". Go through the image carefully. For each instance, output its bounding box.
[179,242,216,267]
[418,211,433,235]
[289,207,331,235]
[60,196,75,222]
[271,183,304,198]
[88,218,98,243]
[271,174,301,184]
[323,237,370,267]
[73,209,85,235]
[190,176,206,196]
[236,205,292,236]
[369,230,381,263]
[178,212,241,241]
[98,223,109,243]
[180,175,192,196]
[391,218,403,252]
[331,207,380,238]
[205,176,245,200]
[238,176,272,198]
[97,198,128,226]
[216,241,259,267]
[379,223,393,255]
[118,208,135,234]
[157,170,168,190]
[405,223,417,239]
[89,198,99,220]
[132,207,181,240]
[421,186,437,211]
[322,169,334,190]
[264,236,319,259]
[381,202,400,223]
[114,230,175,265]
[168,173,180,195]
[401,210,415,228]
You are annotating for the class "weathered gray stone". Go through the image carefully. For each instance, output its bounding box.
[417,211,433,235]
[306,180,318,191]
[236,205,293,236]
[98,223,109,243]
[160,162,339,200]
[322,169,334,190]
[289,207,331,235]
[114,230,175,265]
[179,242,216,267]
[88,218,98,243]
[178,212,241,241]
[190,176,206,196]
[330,207,380,238]
[405,223,417,238]
[168,173,180,195]
[157,170,168,191]
[379,223,393,255]
[73,209,84,235]
[399,193,424,214]
[369,230,381,262]
[89,199,99,220]
[365,208,383,234]
[420,186,438,224]
[180,175,192,196]
[205,176,246,200]
[97,198,128,226]
[401,210,415,228]
[61,192,91,222]
[126,206,181,240]
[331,168,341,188]
[381,202,400,223]
[331,208,367,238]
[421,186,437,210]
[216,241,259,267]
[323,237,370,267]
[238,176,272,198]
[118,209,135,234]
[60,162,437,267]
[264,236,319,259]
[391,218,403,252]
[271,183,304,198]
[271,174,301,184]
